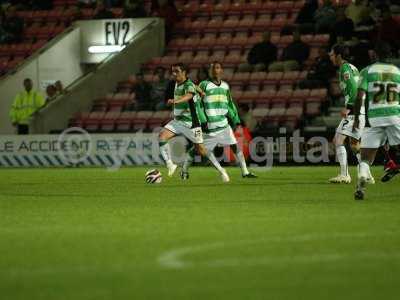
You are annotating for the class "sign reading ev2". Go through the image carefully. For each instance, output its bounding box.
[104,20,131,46]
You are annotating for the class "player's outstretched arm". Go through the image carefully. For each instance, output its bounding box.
[167,92,194,105]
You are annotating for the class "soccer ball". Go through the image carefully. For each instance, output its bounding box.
[145,169,162,184]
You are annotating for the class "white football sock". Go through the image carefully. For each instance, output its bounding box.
[336,145,348,176]
[159,141,173,166]
[235,150,249,176]
[206,150,225,174]
[359,161,370,179]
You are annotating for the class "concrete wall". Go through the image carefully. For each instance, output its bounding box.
[0,27,84,134]
[30,19,164,134]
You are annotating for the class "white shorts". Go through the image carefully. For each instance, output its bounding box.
[361,124,400,149]
[164,120,204,144]
[336,115,365,140]
[204,126,237,150]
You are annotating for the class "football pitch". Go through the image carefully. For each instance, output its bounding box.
[1,166,399,300]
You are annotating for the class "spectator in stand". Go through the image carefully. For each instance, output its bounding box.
[313,0,336,33]
[151,67,168,110]
[345,0,370,26]
[268,29,310,72]
[45,84,57,103]
[295,0,318,34]
[123,0,146,18]
[299,47,336,89]
[2,5,23,44]
[374,6,400,50]
[10,78,45,135]
[132,72,152,111]
[55,80,66,96]
[151,0,178,42]
[93,1,114,19]
[238,31,278,72]
[331,7,354,45]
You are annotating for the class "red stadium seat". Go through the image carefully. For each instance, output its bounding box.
[115,112,136,132]
[280,71,300,85]
[309,88,328,102]
[261,1,278,14]
[265,72,283,85]
[100,111,121,132]
[292,88,311,101]
[276,1,294,14]
[231,72,250,85]
[198,35,216,50]
[85,111,105,132]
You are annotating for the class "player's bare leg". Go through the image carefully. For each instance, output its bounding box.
[329,133,351,183]
[159,128,178,176]
[350,137,374,184]
[195,143,230,182]
[355,148,378,200]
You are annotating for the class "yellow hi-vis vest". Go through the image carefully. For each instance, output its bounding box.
[10,90,45,125]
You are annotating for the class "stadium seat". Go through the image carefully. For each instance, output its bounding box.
[269,15,288,32]
[92,99,108,112]
[265,72,283,85]
[191,52,211,68]
[250,72,267,85]
[252,108,270,122]
[261,1,278,14]
[132,111,154,131]
[85,112,105,132]
[198,35,217,50]
[213,35,232,51]
[209,51,226,64]
[223,51,242,68]
[238,15,255,31]
[221,18,239,32]
[309,88,328,102]
[276,1,294,14]
[280,71,300,85]
[204,18,223,33]
[189,19,208,34]
[253,15,272,31]
[147,111,171,130]
[115,111,136,132]
[100,111,121,132]
[292,88,311,101]
[231,72,250,85]
[280,116,300,131]
[183,36,200,50]
[305,102,321,116]
[168,38,185,51]
[182,2,200,17]
[243,2,263,14]
[178,51,193,64]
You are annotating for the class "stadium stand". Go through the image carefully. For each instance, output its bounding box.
[3,0,399,134]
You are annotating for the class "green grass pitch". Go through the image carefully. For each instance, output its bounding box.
[1,166,399,300]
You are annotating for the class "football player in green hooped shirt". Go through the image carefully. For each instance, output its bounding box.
[328,44,374,184]
[180,61,257,180]
[353,42,400,200]
[158,63,230,182]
